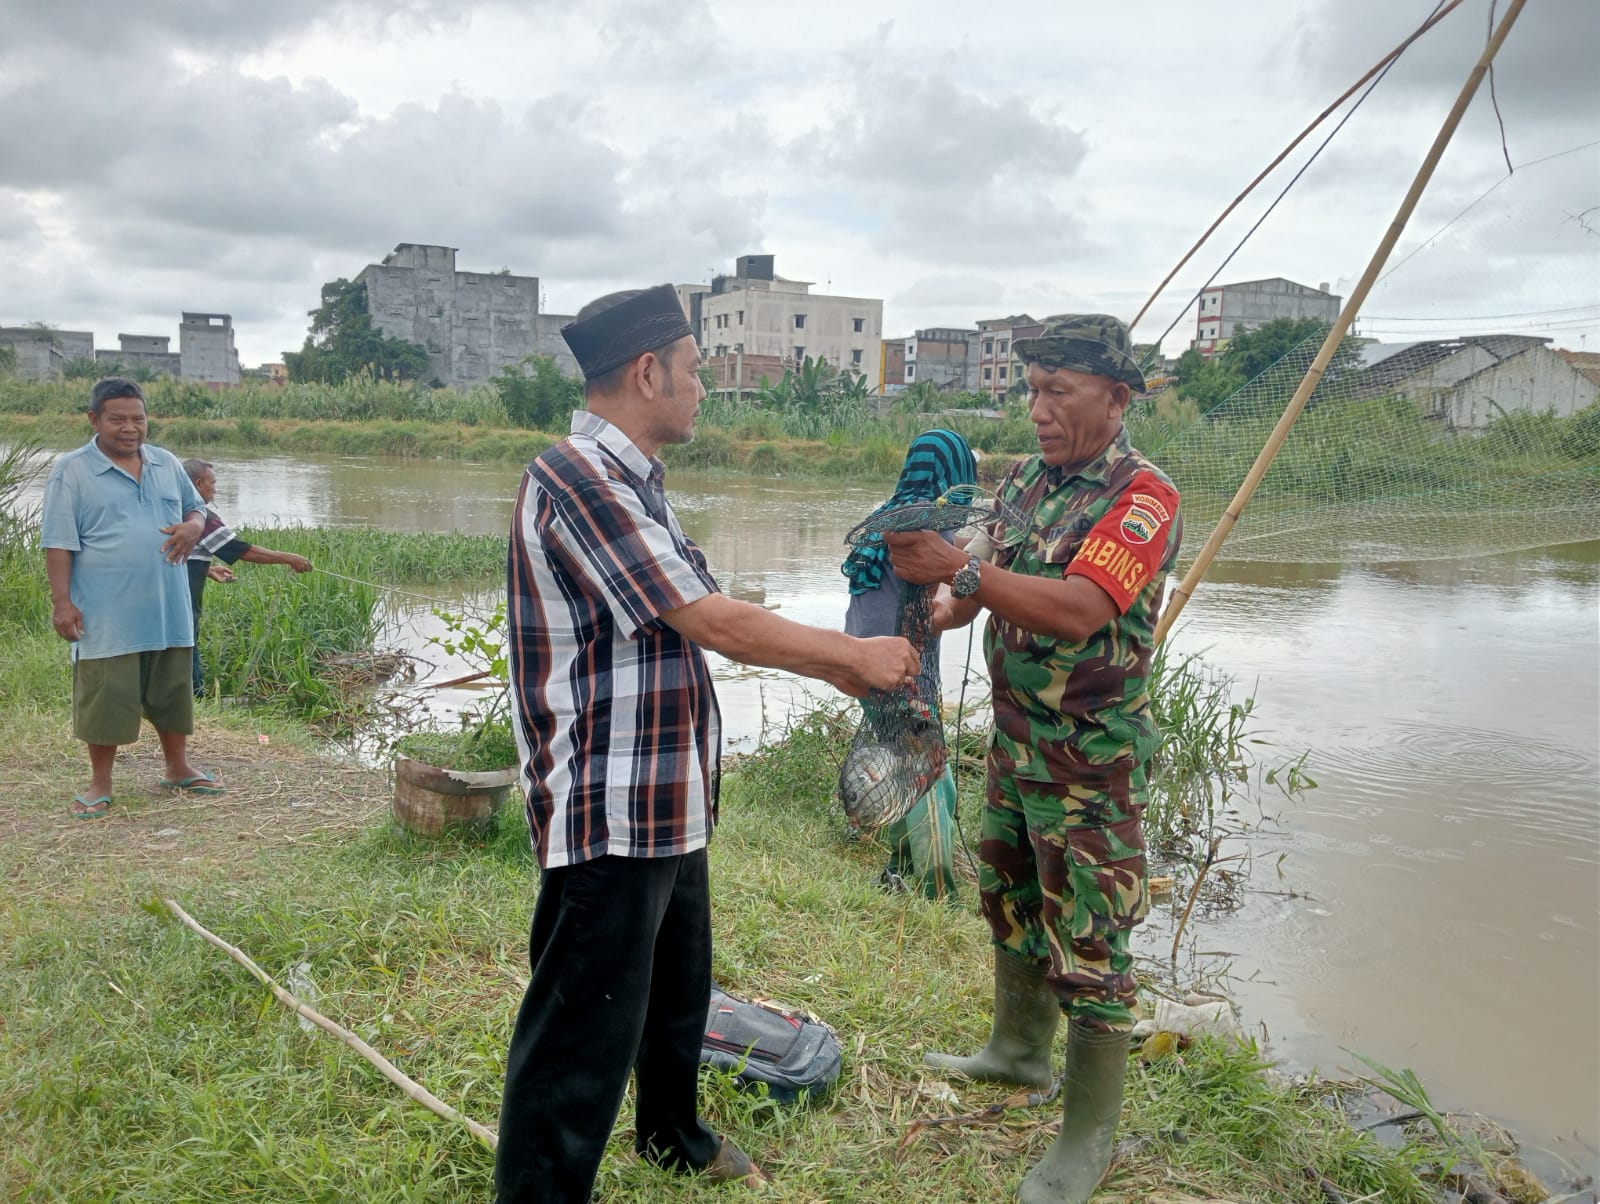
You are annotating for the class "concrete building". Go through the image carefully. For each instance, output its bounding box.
[973,315,1041,401]
[532,313,581,380]
[1356,335,1600,432]
[0,326,95,379]
[356,243,542,388]
[97,333,182,378]
[704,351,785,394]
[179,312,241,384]
[881,338,906,389]
[682,254,884,387]
[3,317,246,383]
[904,327,976,391]
[1555,348,1600,391]
[1194,277,1341,358]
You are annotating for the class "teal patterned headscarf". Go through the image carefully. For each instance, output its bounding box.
[842,429,978,595]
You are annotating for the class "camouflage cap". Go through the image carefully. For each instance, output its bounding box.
[1011,313,1146,393]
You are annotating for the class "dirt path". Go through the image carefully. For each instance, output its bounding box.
[0,719,390,901]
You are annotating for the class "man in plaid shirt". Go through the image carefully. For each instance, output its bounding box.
[495,285,919,1203]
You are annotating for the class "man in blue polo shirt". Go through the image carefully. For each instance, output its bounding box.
[40,377,223,818]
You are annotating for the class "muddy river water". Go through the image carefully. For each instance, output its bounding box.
[54,449,1600,1175]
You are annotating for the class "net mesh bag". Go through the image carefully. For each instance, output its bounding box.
[837,487,1024,831]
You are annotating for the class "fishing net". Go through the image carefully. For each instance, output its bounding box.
[1135,329,1600,566]
[1132,147,1600,567]
[837,487,1023,832]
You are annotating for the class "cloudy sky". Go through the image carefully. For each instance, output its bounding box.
[2,0,1596,367]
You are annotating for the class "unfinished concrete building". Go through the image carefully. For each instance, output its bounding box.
[96,334,183,378]
[357,244,543,387]
[0,327,95,379]
[179,312,242,384]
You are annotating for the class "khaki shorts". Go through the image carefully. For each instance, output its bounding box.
[73,648,195,745]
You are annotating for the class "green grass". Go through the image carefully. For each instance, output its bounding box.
[0,507,506,726]
[0,449,1553,1200]
[0,708,1485,1204]
[394,724,518,773]
[0,375,513,427]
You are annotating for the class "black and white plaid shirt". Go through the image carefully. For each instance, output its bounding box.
[507,411,723,869]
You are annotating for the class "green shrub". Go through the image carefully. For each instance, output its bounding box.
[1558,403,1600,460]
[395,722,518,771]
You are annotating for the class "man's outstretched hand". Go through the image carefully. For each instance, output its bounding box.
[831,635,920,699]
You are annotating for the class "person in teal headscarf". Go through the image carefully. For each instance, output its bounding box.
[841,428,977,899]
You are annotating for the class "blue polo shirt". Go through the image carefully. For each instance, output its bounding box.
[40,439,206,662]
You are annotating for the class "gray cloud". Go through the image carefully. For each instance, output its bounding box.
[892,275,1009,311]
[0,0,482,56]
[0,192,41,242]
[4,0,1593,363]
[791,58,1091,266]
[1298,0,1600,123]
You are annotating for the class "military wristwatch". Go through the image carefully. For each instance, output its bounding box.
[950,554,983,599]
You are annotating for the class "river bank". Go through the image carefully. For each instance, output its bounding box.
[0,507,1580,1200]
[0,697,1562,1203]
[1,409,1021,483]
[2,428,1592,1199]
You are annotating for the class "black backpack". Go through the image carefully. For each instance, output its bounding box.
[701,984,842,1104]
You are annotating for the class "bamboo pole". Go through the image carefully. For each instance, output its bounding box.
[1129,0,1469,336]
[162,898,499,1151]
[1153,0,1529,645]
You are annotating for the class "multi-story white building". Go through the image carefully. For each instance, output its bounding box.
[1194,277,1341,359]
[682,254,883,386]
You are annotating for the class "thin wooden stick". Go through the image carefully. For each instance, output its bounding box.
[1170,836,1223,963]
[1153,0,1529,645]
[1129,0,1468,336]
[162,898,499,1151]
[425,668,493,691]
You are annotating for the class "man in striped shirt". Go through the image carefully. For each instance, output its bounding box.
[495,285,919,1203]
[181,458,312,696]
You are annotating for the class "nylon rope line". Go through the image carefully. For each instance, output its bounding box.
[1128,0,1464,350]
[309,567,502,616]
[1374,138,1600,288]
[1134,9,1423,375]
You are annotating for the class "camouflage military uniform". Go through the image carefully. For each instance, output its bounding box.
[976,317,1182,1033]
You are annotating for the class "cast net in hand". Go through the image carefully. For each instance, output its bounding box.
[837,487,1024,832]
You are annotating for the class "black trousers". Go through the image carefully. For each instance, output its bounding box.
[494,849,719,1204]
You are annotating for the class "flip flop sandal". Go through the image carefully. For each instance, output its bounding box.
[71,794,110,819]
[158,772,226,795]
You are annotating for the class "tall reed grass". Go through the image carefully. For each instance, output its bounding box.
[0,438,48,633]
[0,375,512,427]
[0,483,506,726]
[9,375,1595,492]
[197,528,504,722]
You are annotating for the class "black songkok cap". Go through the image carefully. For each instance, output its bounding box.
[561,284,694,381]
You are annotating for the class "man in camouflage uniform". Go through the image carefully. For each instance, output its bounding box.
[887,315,1181,1203]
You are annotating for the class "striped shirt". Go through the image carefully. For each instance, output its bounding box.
[507,411,722,869]
[188,507,251,565]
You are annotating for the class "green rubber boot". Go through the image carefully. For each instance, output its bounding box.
[1017,1022,1130,1203]
[924,953,1060,1088]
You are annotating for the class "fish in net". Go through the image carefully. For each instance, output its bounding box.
[838,486,1026,831]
